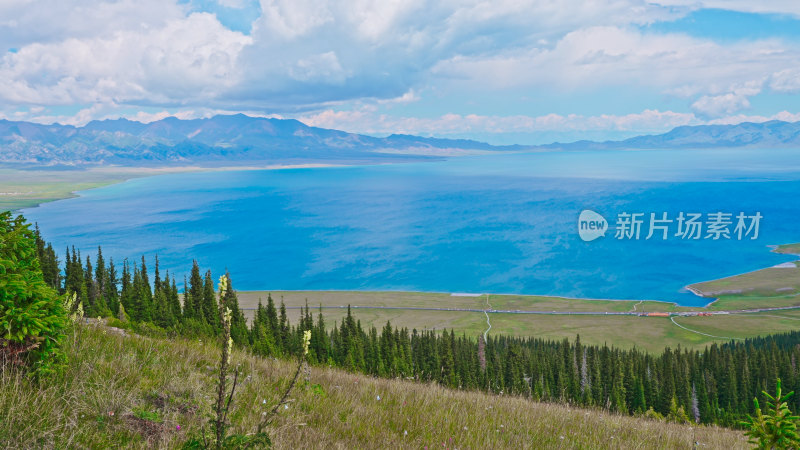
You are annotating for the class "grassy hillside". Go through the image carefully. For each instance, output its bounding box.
[0,323,748,449]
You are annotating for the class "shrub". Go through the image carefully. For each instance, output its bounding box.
[106,317,133,331]
[742,378,800,449]
[0,212,67,376]
[132,321,168,339]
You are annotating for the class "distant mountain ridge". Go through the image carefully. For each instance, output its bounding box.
[545,120,800,150]
[1,114,799,167]
[0,114,527,167]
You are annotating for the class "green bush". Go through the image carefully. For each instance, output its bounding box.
[106,317,133,331]
[0,212,67,376]
[742,378,800,449]
[132,321,167,339]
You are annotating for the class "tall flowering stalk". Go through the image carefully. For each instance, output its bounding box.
[208,275,239,450]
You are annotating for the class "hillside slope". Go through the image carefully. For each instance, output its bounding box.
[1,323,748,449]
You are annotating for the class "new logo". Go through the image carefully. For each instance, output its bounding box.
[578,210,607,242]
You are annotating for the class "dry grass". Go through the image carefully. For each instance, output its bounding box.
[0,322,749,449]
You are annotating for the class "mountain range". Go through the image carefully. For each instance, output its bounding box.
[1,114,799,167]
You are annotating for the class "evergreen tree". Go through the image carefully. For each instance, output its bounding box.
[103,257,118,317]
[202,270,218,331]
[188,261,204,322]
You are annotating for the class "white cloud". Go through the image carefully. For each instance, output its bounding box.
[0,0,188,49]
[299,107,800,138]
[770,69,800,93]
[432,26,792,96]
[289,52,347,83]
[0,13,252,106]
[2,0,800,131]
[691,93,751,117]
[299,108,700,136]
[226,0,685,107]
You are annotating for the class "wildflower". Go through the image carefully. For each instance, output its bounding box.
[284,404,288,410]
[176,425,181,431]
[404,430,408,436]
[226,336,233,364]
[262,399,267,404]
[302,330,312,355]
[376,395,381,401]
[108,411,114,417]
[218,275,228,295]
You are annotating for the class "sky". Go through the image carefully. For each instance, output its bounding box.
[3,1,800,144]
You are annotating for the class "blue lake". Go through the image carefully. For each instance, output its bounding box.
[22,148,800,306]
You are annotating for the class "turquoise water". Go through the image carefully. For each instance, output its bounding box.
[22,148,800,306]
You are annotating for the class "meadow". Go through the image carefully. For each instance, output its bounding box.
[237,290,800,353]
[0,322,749,449]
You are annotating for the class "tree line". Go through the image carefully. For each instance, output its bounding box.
[33,234,800,428]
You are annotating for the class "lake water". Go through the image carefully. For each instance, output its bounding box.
[22,148,800,306]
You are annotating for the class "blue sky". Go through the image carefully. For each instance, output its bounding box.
[3,1,800,144]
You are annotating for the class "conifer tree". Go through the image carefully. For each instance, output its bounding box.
[182,275,193,320]
[168,276,182,320]
[188,261,204,322]
[202,270,218,331]
[106,258,120,318]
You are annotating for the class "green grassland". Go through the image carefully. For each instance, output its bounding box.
[0,167,217,211]
[775,243,800,255]
[1,322,748,448]
[0,168,143,211]
[689,263,799,299]
[237,290,800,352]
[688,244,800,311]
[237,290,683,314]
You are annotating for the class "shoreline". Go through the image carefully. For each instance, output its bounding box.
[2,162,368,212]
[684,243,800,307]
